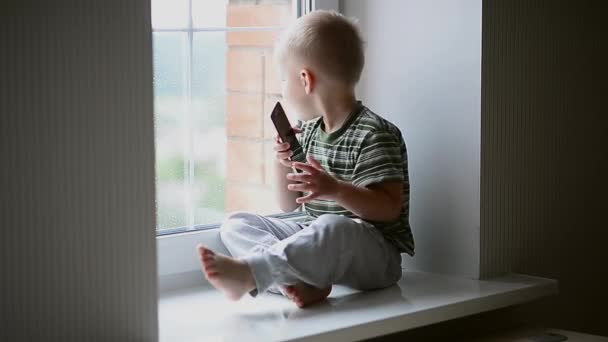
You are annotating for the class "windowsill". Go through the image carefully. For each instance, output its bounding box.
[158,271,557,342]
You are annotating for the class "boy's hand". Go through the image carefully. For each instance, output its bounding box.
[273,126,302,168]
[286,155,343,204]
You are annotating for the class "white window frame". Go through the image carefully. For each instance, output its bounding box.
[157,0,340,291]
[311,0,340,12]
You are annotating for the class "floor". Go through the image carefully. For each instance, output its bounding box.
[158,271,557,342]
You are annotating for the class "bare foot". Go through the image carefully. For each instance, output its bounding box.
[196,244,256,301]
[285,283,332,308]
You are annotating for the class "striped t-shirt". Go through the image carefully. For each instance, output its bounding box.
[291,102,415,256]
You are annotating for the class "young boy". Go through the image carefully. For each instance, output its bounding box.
[197,10,414,308]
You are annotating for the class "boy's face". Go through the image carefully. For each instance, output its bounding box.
[279,58,318,121]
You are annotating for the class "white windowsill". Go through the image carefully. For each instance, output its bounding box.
[158,271,557,342]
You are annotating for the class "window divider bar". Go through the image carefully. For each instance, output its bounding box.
[185,0,195,229]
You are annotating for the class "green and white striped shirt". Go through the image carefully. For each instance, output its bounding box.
[292,103,415,256]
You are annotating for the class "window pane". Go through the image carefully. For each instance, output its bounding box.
[151,0,189,29]
[191,32,227,225]
[223,41,283,217]
[153,32,189,230]
[192,0,228,28]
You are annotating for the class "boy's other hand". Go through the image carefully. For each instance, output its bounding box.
[287,155,343,204]
[273,126,302,168]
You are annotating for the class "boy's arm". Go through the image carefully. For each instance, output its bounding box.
[287,158,402,222]
[334,180,403,222]
[287,130,406,221]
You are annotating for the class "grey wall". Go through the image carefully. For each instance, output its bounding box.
[480,0,607,334]
[342,0,483,278]
[0,1,158,340]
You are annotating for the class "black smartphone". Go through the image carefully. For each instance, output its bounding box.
[270,102,304,163]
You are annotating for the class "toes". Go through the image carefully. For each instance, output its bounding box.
[203,261,217,276]
[294,297,303,306]
[202,254,215,263]
[289,294,302,306]
[196,244,216,257]
[285,286,298,300]
[196,244,205,256]
[203,263,217,272]
[284,286,300,302]
[205,271,219,278]
[286,284,332,308]
[197,244,219,277]
[201,255,215,266]
[199,246,216,266]
[202,262,219,276]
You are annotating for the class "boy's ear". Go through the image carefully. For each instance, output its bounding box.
[299,68,314,94]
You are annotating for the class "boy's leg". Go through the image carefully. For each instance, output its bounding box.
[242,214,403,296]
[219,211,302,257]
[332,219,403,290]
[219,212,302,295]
[197,244,256,301]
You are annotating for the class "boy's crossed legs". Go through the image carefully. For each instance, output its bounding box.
[197,212,402,308]
[197,246,331,307]
[197,212,330,307]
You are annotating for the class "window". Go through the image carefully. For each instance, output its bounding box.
[152,0,301,234]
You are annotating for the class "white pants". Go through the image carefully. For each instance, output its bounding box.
[219,212,403,297]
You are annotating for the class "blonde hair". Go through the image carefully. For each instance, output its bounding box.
[275,10,365,86]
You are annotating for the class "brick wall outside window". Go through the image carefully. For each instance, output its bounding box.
[225,0,293,214]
